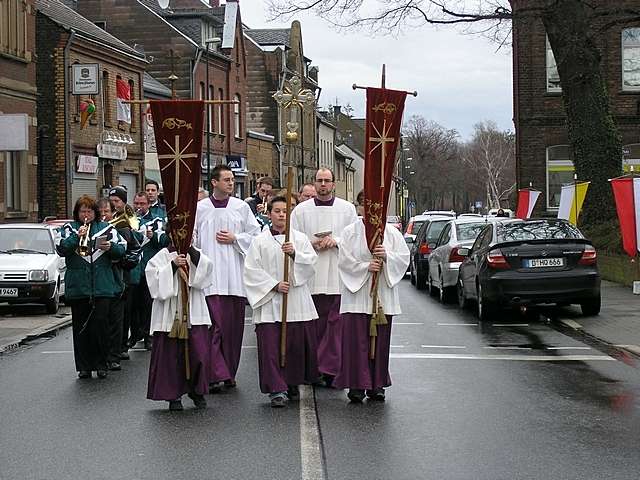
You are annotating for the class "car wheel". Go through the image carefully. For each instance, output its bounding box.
[457,279,470,310]
[416,267,427,291]
[580,295,601,316]
[439,274,452,304]
[428,273,437,297]
[45,282,60,314]
[410,264,416,286]
[477,283,495,323]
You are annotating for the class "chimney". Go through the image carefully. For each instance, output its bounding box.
[333,105,341,120]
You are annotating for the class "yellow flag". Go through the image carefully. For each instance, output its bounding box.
[558,181,590,226]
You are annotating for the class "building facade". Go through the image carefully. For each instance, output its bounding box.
[0,0,38,222]
[513,0,640,214]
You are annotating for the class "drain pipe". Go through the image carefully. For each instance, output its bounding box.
[191,47,203,100]
[63,29,76,216]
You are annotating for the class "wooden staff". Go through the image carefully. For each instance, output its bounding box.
[280,166,295,367]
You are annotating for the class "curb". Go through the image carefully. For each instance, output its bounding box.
[0,314,72,355]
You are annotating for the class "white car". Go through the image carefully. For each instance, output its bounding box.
[0,224,66,313]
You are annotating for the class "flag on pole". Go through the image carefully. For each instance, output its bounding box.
[557,181,590,225]
[610,177,640,258]
[515,189,541,219]
[116,78,131,124]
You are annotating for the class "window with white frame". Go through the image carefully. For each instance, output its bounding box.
[546,36,561,93]
[546,145,574,209]
[233,94,241,138]
[5,151,26,213]
[622,28,640,91]
[0,0,29,60]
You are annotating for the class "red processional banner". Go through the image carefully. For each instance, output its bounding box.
[150,100,205,254]
[363,88,408,249]
[611,177,640,258]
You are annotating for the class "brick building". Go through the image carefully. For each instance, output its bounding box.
[245,21,319,189]
[74,0,249,197]
[513,0,640,214]
[0,0,38,222]
[36,0,147,218]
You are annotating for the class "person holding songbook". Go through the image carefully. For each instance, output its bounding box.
[243,196,319,407]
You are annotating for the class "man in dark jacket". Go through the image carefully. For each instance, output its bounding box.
[245,177,274,216]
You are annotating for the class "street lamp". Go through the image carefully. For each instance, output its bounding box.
[205,37,221,185]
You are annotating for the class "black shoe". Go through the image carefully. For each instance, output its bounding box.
[188,392,207,409]
[209,382,223,394]
[77,370,91,379]
[347,389,365,403]
[320,374,334,388]
[270,394,287,408]
[96,370,108,379]
[108,361,121,371]
[143,337,152,351]
[168,400,183,411]
[365,388,385,401]
[127,337,139,349]
[119,351,130,360]
[224,379,237,388]
[287,385,300,400]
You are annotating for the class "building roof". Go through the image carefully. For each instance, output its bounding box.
[244,28,291,47]
[143,72,172,97]
[36,0,145,59]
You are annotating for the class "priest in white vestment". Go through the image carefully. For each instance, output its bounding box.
[244,196,319,407]
[145,245,213,411]
[333,220,410,403]
[290,168,358,385]
[193,165,260,391]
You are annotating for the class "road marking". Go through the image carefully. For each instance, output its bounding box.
[546,346,592,351]
[41,350,72,354]
[241,345,257,349]
[390,353,614,362]
[560,319,583,330]
[394,322,424,325]
[492,323,529,327]
[299,385,326,480]
[390,345,405,348]
[421,345,467,349]
[437,323,478,326]
[483,346,532,350]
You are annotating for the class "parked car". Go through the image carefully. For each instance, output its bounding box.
[404,214,431,243]
[457,219,601,322]
[0,224,66,313]
[422,210,456,218]
[408,217,451,290]
[387,215,403,231]
[458,213,483,218]
[427,218,489,303]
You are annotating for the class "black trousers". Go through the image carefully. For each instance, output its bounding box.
[130,278,153,342]
[108,294,124,361]
[70,298,110,372]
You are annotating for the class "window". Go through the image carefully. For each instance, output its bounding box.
[0,0,29,60]
[623,28,640,91]
[208,85,214,132]
[102,71,110,125]
[546,145,574,209]
[5,151,26,213]
[128,79,136,130]
[217,88,224,135]
[199,81,205,101]
[234,94,241,138]
[546,36,561,93]
[437,224,451,246]
[623,143,640,171]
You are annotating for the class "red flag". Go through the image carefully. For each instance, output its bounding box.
[116,79,131,123]
[363,88,407,249]
[150,100,205,254]
[515,189,541,219]
[611,177,638,258]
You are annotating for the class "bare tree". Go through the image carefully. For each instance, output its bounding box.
[462,120,516,209]
[267,0,640,232]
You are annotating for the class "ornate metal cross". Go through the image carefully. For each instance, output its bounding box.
[159,135,197,207]
[273,75,316,144]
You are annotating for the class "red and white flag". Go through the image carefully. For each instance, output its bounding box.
[611,177,640,258]
[515,189,541,219]
[116,78,131,124]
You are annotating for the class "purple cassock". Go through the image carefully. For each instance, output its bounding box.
[312,294,342,377]
[333,314,393,390]
[147,325,210,401]
[255,321,319,394]
[206,295,246,383]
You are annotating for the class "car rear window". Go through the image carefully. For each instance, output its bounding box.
[456,222,487,241]
[497,221,583,242]
[426,221,448,242]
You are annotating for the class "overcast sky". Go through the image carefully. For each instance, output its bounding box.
[238,0,513,140]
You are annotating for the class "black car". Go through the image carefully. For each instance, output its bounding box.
[457,219,601,322]
[409,217,451,290]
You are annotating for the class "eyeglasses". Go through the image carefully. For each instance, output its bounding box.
[315,179,333,184]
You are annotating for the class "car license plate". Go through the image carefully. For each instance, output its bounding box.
[525,258,564,268]
[0,287,18,297]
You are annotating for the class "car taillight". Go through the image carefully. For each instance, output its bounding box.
[449,246,465,263]
[487,249,509,269]
[579,244,597,265]
[419,242,431,255]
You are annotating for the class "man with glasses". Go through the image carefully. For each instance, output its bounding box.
[290,168,358,386]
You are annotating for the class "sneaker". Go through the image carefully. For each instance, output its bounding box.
[347,389,365,403]
[96,370,108,379]
[269,392,288,408]
[119,351,130,360]
[188,392,207,409]
[77,370,91,379]
[365,388,385,401]
[108,361,121,371]
[168,400,183,411]
[287,385,300,400]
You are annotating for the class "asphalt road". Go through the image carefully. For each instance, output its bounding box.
[1,279,640,479]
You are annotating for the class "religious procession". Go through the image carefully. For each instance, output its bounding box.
[55,85,412,411]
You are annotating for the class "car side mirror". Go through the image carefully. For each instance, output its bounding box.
[428,242,437,249]
[404,235,415,244]
[457,248,470,257]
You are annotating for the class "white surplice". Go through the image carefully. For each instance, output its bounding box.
[338,222,410,315]
[244,229,318,324]
[290,198,358,295]
[193,196,261,297]
[145,248,214,334]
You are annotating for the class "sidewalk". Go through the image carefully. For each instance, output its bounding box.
[558,280,640,356]
[0,305,71,354]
